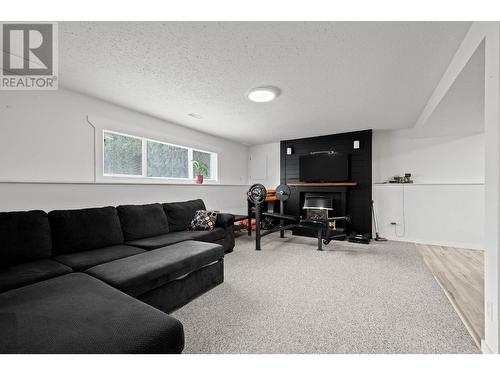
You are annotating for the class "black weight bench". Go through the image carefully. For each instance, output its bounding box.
[262,212,299,222]
[247,184,350,251]
[232,214,251,236]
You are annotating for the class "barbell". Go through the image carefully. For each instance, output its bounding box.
[247,184,291,204]
[275,184,291,202]
[247,184,267,204]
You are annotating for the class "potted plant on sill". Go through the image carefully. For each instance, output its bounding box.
[191,160,208,185]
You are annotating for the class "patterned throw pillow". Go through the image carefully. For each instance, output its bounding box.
[190,210,218,230]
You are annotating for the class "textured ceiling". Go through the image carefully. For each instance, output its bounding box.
[59,22,472,145]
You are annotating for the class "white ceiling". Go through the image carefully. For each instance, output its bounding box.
[59,22,472,145]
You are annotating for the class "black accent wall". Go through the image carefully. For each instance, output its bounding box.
[280,129,372,235]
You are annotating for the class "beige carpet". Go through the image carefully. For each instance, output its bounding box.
[172,234,479,354]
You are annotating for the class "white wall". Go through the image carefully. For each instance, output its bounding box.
[248,142,281,188]
[0,183,247,214]
[0,88,249,213]
[372,129,485,249]
[373,130,484,184]
[373,183,484,249]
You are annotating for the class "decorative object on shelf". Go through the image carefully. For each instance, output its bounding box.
[191,160,208,184]
[389,176,404,183]
[388,173,413,184]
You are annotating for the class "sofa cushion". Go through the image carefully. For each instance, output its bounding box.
[53,245,146,271]
[49,207,124,255]
[163,199,206,232]
[86,240,224,297]
[125,231,195,250]
[124,228,226,250]
[0,273,184,353]
[0,210,52,268]
[0,259,72,293]
[188,227,226,243]
[117,203,169,241]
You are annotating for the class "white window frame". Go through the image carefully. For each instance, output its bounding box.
[102,129,219,182]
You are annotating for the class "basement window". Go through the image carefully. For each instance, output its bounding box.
[103,132,143,177]
[103,130,218,182]
[147,140,189,179]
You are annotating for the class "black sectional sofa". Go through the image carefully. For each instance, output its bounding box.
[0,199,234,354]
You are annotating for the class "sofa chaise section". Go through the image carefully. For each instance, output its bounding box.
[86,240,224,313]
[0,210,72,293]
[49,206,146,271]
[0,273,184,353]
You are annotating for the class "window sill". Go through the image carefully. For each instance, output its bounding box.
[99,176,220,185]
[0,179,249,187]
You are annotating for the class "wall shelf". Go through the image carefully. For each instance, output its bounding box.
[287,181,358,187]
[374,182,484,186]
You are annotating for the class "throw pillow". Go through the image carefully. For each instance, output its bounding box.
[190,210,218,230]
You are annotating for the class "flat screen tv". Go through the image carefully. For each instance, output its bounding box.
[299,152,350,182]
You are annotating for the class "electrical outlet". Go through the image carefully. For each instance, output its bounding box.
[487,301,493,321]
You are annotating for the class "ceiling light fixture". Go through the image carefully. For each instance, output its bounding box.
[247,86,281,103]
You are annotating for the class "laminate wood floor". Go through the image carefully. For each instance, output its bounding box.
[416,244,484,347]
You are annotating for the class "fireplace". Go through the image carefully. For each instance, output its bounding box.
[303,195,332,221]
[303,194,341,230]
[305,208,329,221]
[285,187,349,239]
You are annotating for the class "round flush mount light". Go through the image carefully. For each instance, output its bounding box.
[247,86,281,103]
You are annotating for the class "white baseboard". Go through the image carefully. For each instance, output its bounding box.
[481,339,495,354]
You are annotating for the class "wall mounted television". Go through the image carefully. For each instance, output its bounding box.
[299,152,350,182]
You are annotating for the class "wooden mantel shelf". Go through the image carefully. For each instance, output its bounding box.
[287,182,357,187]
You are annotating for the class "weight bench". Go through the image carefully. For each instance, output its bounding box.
[232,214,252,236]
[247,184,350,251]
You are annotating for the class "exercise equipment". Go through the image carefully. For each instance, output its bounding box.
[247,184,350,250]
[247,184,267,204]
[348,232,371,244]
[232,214,252,235]
[275,184,291,201]
[250,184,297,250]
